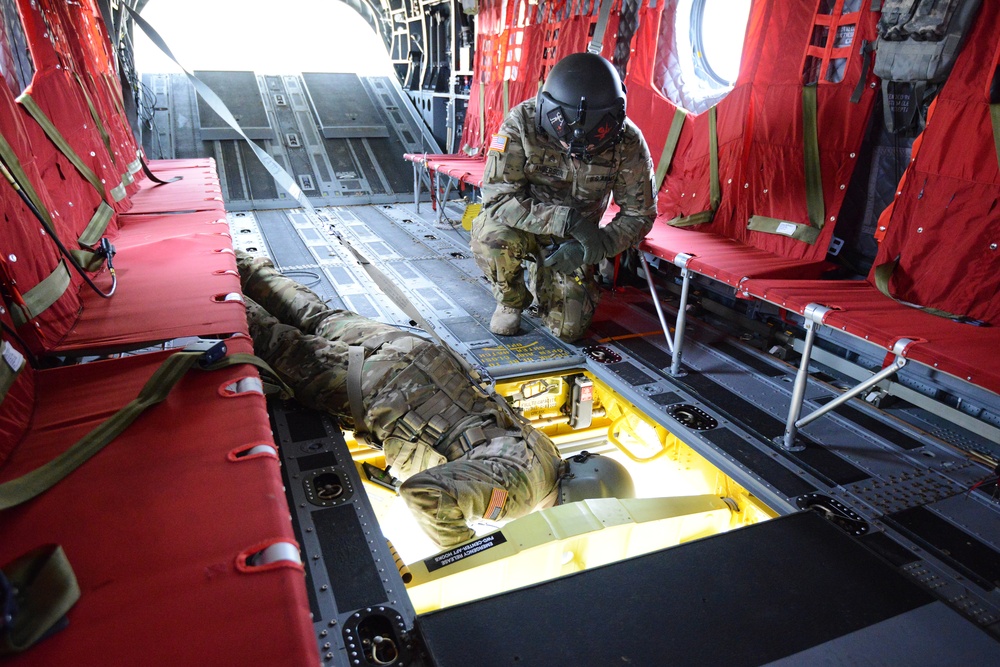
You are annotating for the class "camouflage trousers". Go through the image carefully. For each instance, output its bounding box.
[237,251,562,548]
[470,214,600,342]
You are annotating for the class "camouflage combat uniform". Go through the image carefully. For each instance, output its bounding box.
[237,252,563,548]
[471,98,657,341]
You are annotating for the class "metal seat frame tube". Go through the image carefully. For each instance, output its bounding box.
[637,251,693,376]
[780,302,912,451]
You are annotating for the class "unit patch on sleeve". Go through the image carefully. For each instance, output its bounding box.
[489,134,509,153]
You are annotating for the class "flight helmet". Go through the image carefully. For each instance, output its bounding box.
[558,451,635,504]
[536,53,627,159]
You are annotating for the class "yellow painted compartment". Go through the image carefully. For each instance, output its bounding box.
[354,368,777,612]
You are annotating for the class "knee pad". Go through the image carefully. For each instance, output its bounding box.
[537,270,599,342]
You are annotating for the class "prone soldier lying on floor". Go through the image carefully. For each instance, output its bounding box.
[237,251,633,549]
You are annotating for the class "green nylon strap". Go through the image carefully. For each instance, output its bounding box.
[0,349,289,511]
[10,261,71,328]
[503,79,510,116]
[655,106,687,191]
[0,341,23,408]
[747,215,822,244]
[0,546,80,655]
[802,85,825,228]
[668,106,718,228]
[17,94,106,198]
[75,202,115,254]
[0,127,108,273]
[873,256,966,321]
[347,345,367,438]
[990,103,1000,172]
[73,71,116,167]
[708,105,720,211]
[479,83,486,147]
[0,131,54,234]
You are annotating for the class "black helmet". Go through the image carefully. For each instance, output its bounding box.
[536,53,627,159]
[558,451,635,504]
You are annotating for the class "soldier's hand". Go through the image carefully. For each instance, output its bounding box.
[567,216,606,264]
[543,241,585,273]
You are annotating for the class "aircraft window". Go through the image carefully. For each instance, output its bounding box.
[0,0,34,97]
[653,0,751,114]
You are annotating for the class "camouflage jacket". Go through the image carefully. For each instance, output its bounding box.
[480,99,657,258]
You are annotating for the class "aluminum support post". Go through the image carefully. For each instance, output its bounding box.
[669,254,694,377]
[794,338,912,430]
[779,303,831,451]
[638,251,674,354]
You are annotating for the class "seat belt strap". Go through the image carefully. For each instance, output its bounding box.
[669,106,719,227]
[655,106,687,192]
[874,255,970,321]
[479,80,486,147]
[16,94,114,201]
[802,84,825,228]
[140,156,182,185]
[0,346,289,511]
[0,545,79,655]
[347,345,368,441]
[0,131,109,272]
[587,0,614,54]
[9,261,71,328]
[72,71,116,167]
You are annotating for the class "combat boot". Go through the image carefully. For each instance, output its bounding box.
[490,304,521,335]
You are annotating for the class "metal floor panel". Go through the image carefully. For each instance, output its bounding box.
[237,201,1000,640]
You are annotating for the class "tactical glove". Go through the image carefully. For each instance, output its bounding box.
[566,214,605,264]
[543,241,585,274]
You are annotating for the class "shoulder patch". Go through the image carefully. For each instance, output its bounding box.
[489,134,509,153]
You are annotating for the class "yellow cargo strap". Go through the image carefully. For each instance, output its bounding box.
[654,106,687,192]
[669,105,719,227]
[0,546,79,655]
[0,344,290,511]
[747,85,825,243]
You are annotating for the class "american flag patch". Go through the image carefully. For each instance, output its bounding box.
[485,487,508,520]
[489,134,509,153]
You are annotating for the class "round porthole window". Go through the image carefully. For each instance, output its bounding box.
[654,0,752,114]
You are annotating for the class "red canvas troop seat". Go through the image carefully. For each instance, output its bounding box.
[640,220,831,289]
[404,153,487,223]
[126,158,226,215]
[0,336,317,666]
[741,279,1000,396]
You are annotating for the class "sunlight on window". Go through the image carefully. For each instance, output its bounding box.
[697,0,752,86]
[655,0,751,114]
[133,0,392,75]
